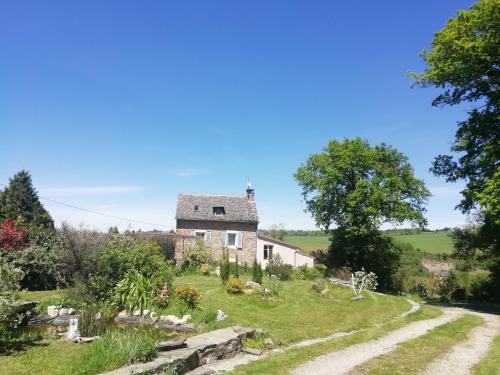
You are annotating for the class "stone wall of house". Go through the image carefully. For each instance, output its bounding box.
[175,219,258,266]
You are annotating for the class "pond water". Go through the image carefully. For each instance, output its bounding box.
[18,318,181,341]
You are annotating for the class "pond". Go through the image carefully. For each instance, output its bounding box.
[18,316,182,342]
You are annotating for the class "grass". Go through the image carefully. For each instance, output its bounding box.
[284,232,453,255]
[18,289,67,313]
[0,339,89,375]
[229,305,443,375]
[390,232,453,255]
[349,314,484,374]
[68,328,169,375]
[473,333,500,374]
[283,235,329,253]
[2,276,419,374]
[177,274,412,344]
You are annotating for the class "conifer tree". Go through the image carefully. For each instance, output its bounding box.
[0,170,54,230]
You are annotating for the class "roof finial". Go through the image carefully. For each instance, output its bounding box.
[246,179,255,201]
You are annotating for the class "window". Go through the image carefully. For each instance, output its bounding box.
[264,244,273,260]
[193,205,199,212]
[227,233,236,247]
[213,206,225,216]
[195,231,205,241]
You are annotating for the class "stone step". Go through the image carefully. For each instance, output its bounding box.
[99,326,257,375]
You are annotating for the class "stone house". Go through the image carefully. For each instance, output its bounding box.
[174,185,314,267]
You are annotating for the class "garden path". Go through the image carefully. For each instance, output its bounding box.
[420,311,500,375]
[291,307,463,375]
[188,299,421,374]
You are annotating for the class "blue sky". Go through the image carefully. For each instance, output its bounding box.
[0,1,474,231]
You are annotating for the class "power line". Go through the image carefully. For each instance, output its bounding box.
[0,182,170,228]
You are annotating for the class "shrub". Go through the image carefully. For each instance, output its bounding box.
[234,255,239,278]
[85,236,174,302]
[225,277,244,294]
[200,264,210,276]
[265,275,282,298]
[220,250,230,284]
[292,265,322,280]
[351,269,378,297]
[314,264,327,277]
[265,254,293,281]
[331,267,351,281]
[0,258,23,295]
[312,279,334,299]
[182,242,212,270]
[3,244,65,290]
[175,286,201,309]
[468,272,494,301]
[112,271,154,315]
[0,219,28,251]
[435,271,458,302]
[251,258,263,284]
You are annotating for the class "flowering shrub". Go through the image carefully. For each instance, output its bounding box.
[265,254,293,281]
[435,271,458,302]
[182,242,212,270]
[265,275,283,298]
[351,269,378,297]
[0,219,28,251]
[200,264,210,276]
[225,277,244,294]
[175,285,201,309]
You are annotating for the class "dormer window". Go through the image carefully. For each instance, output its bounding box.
[193,205,199,212]
[213,207,225,216]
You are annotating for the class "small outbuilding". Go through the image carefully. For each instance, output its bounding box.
[256,234,314,268]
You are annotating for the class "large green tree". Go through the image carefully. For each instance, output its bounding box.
[0,170,54,231]
[411,0,499,297]
[295,138,430,288]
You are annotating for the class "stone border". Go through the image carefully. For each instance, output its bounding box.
[99,326,257,375]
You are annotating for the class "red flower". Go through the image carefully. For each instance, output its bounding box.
[0,219,28,251]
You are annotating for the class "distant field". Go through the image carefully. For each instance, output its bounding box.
[284,232,453,255]
[390,232,453,255]
[283,235,330,253]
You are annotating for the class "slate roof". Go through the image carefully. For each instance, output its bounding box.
[175,193,259,223]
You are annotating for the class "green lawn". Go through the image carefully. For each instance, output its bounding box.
[1,276,414,375]
[177,274,411,344]
[349,314,484,374]
[284,232,453,255]
[0,340,89,375]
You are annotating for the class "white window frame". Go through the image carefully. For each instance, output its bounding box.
[264,244,273,260]
[226,231,242,249]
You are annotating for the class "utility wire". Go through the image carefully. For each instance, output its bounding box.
[0,181,170,229]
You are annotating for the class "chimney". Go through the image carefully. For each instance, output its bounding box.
[246,181,255,201]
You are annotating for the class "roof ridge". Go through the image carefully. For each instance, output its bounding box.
[178,192,248,198]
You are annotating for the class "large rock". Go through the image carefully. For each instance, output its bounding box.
[159,314,191,325]
[154,321,196,333]
[244,281,262,290]
[157,337,187,351]
[47,305,59,318]
[58,308,68,316]
[68,308,76,315]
